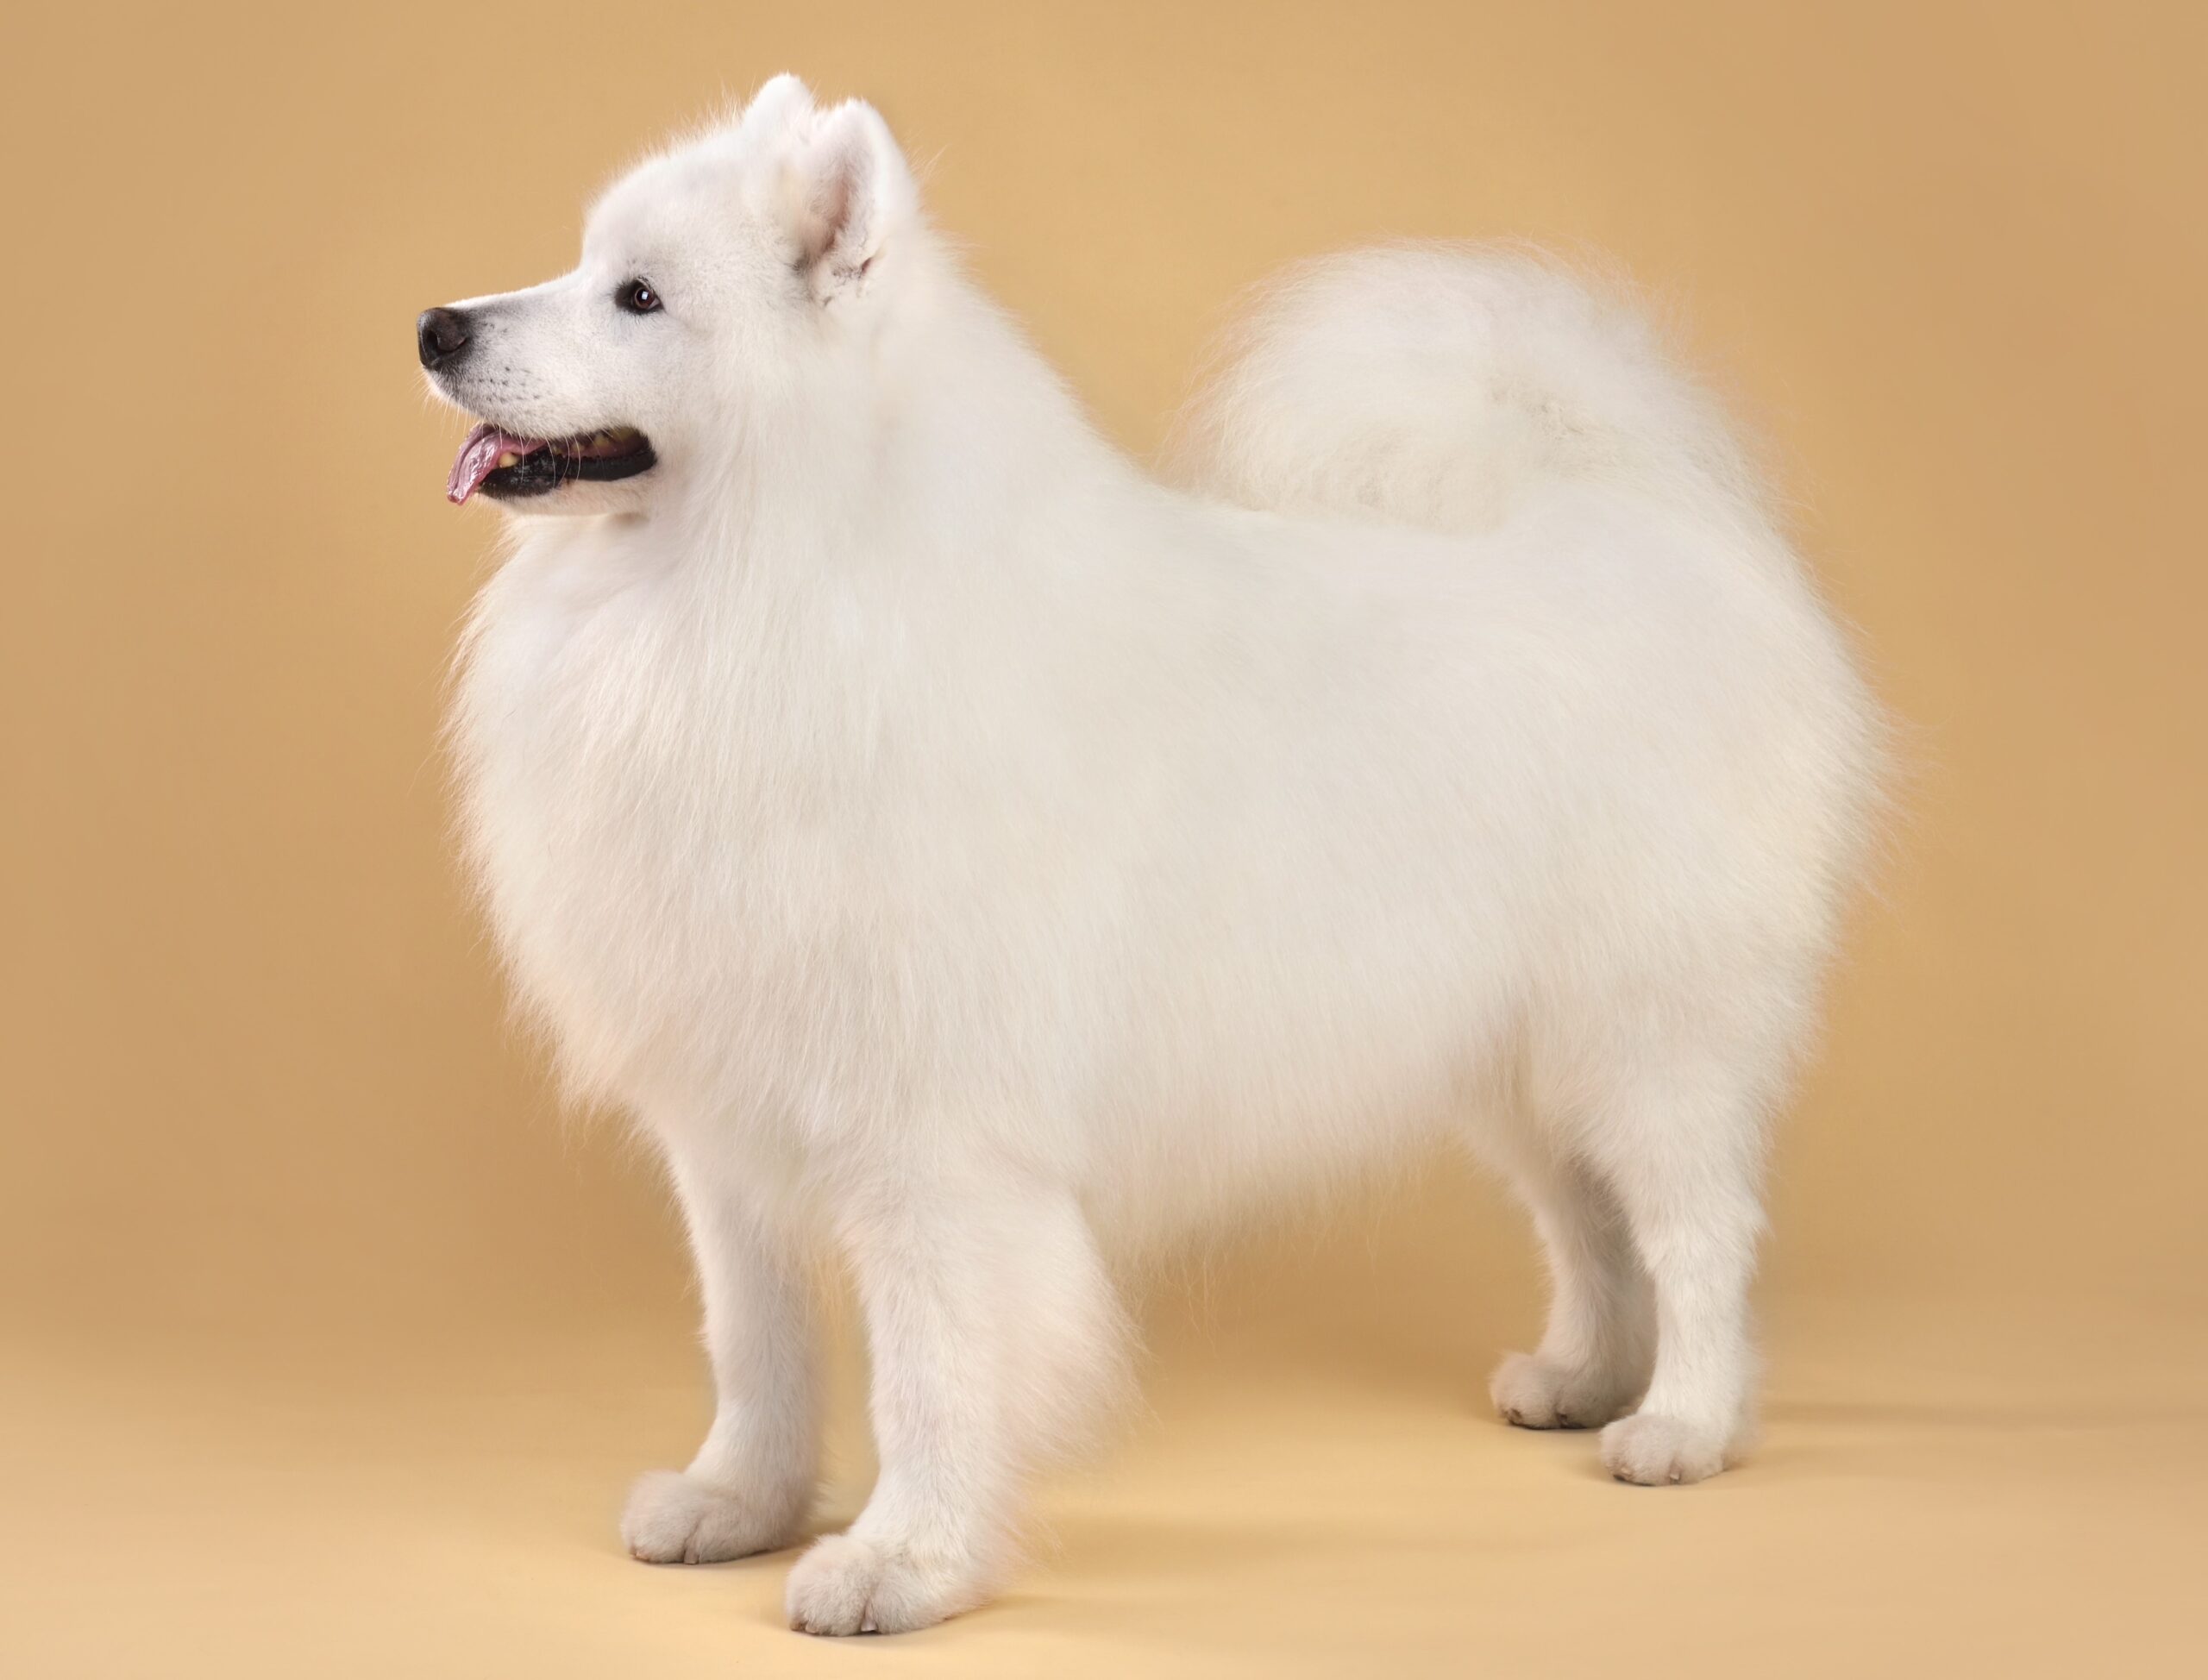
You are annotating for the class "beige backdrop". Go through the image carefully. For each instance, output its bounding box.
[4,3,2203,1675]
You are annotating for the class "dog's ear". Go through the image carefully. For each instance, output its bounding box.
[784,100,916,304]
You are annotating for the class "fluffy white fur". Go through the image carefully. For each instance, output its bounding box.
[426,77,1882,1634]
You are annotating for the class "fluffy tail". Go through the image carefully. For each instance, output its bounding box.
[1174,243,1772,537]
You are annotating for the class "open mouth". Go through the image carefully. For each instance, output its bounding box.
[446,423,656,504]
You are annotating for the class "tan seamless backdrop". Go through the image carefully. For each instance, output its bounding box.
[3,3,2204,1676]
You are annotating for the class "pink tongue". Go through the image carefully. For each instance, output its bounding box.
[446,423,544,505]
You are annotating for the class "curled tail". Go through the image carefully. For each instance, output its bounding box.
[1174,243,1773,538]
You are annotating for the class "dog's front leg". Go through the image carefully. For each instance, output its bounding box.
[622,1143,821,1564]
[786,1170,1126,1635]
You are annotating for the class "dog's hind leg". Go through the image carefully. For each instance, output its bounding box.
[1479,1120,1655,1432]
[1580,1059,1771,1485]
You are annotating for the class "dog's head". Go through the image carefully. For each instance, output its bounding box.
[418,75,919,515]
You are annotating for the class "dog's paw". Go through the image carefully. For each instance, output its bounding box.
[784,1533,982,1636]
[1489,1351,1640,1431]
[621,1469,792,1564]
[1598,1413,1732,1485]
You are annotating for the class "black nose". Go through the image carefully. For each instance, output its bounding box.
[417,306,473,371]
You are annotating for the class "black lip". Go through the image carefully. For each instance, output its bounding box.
[480,435,658,499]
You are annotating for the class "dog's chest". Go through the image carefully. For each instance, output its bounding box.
[451,551,902,1107]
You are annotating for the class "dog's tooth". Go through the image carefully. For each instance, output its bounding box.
[496,452,518,468]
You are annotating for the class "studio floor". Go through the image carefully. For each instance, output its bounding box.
[8,1288,2199,1677]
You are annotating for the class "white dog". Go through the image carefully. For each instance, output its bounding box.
[420,75,1882,1634]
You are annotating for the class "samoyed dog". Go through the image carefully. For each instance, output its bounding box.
[420,75,1880,1634]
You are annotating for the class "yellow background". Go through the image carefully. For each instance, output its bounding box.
[4,3,2203,1673]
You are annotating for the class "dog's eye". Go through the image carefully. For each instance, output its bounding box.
[617,279,662,316]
